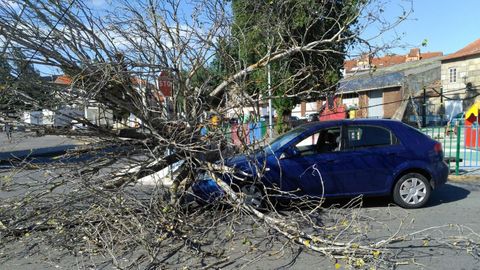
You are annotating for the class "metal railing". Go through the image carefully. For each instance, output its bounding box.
[420,122,480,175]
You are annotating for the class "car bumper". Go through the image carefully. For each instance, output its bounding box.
[431,161,449,189]
[191,179,224,203]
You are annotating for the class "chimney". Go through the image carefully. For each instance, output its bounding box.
[406,48,421,62]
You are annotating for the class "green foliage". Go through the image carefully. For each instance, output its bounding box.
[0,54,11,85]
[229,0,359,132]
[0,49,58,112]
[422,38,428,47]
[0,54,14,110]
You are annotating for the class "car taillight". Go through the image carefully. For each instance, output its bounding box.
[434,142,443,154]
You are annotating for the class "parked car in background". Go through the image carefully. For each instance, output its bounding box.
[193,119,449,209]
[307,113,319,122]
[289,116,299,121]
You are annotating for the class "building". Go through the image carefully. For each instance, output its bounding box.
[22,75,84,127]
[441,38,480,120]
[286,49,444,121]
[22,73,171,129]
[338,55,443,126]
[344,48,443,77]
[291,101,322,119]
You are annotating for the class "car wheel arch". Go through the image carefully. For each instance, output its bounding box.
[391,168,433,194]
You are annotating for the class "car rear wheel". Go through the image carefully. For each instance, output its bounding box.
[393,173,431,208]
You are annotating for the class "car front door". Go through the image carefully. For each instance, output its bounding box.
[270,125,348,197]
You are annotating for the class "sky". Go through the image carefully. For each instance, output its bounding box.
[362,0,480,56]
[5,0,480,75]
[76,0,480,64]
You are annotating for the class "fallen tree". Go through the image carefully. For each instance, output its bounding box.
[1,0,479,268]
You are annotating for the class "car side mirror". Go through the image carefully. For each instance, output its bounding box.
[280,147,299,159]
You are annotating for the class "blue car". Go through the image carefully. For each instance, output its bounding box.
[192,119,449,209]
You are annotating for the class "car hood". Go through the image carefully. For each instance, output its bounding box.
[224,149,272,175]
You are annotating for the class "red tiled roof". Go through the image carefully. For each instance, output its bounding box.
[408,48,420,57]
[443,38,480,61]
[344,49,443,72]
[371,55,406,67]
[54,75,72,85]
[422,52,443,59]
[343,59,357,72]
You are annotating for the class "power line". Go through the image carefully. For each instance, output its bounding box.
[329,86,476,115]
[243,86,477,131]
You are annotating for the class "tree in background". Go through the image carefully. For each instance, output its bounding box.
[0,54,11,85]
[0,53,13,111]
[11,48,53,107]
[230,0,356,132]
[0,48,56,113]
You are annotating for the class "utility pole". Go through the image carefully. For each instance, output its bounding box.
[268,64,273,139]
[440,87,444,123]
[422,86,427,127]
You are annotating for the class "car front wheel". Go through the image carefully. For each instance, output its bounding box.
[393,173,431,208]
[240,184,265,209]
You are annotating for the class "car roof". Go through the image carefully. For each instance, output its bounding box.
[297,119,404,130]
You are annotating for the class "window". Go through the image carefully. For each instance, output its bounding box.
[346,125,398,149]
[449,68,457,83]
[268,127,307,152]
[294,127,341,156]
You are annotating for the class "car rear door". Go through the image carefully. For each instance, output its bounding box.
[340,123,407,195]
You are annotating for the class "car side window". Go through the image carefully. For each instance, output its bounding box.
[294,127,341,156]
[347,125,398,150]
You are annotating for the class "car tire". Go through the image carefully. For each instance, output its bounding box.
[393,173,431,209]
[240,183,266,210]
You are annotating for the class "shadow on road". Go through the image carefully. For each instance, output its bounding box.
[311,183,470,209]
[425,183,470,207]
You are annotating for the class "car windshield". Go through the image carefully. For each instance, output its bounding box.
[265,127,307,152]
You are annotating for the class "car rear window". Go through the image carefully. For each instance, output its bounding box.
[347,125,398,149]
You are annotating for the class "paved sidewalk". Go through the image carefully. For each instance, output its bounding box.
[0,132,88,161]
[0,132,86,152]
[449,168,480,183]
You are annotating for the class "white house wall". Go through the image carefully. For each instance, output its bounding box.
[342,97,359,108]
[441,56,480,97]
[291,104,302,118]
[292,102,319,118]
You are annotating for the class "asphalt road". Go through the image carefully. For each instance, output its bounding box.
[248,178,480,270]
[1,133,480,269]
[1,176,480,269]
[0,132,85,152]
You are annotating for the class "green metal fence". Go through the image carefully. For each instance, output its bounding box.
[420,123,480,175]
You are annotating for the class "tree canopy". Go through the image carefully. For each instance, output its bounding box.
[0,48,55,111]
[228,0,359,130]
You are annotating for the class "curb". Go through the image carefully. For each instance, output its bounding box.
[0,145,78,162]
[448,174,480,182]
